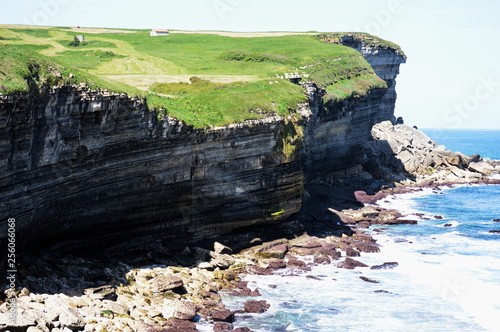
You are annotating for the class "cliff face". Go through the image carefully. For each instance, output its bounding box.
[337,35,406,123]
[0,87,303,255]
[0,41,405,257]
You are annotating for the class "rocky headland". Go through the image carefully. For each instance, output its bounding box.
[1,33,499,331]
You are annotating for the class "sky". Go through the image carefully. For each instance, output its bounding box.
[1,0,500,129]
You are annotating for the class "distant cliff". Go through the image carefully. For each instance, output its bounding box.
[0,36,406,258]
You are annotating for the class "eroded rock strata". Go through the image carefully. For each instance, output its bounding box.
[0,38,407,258]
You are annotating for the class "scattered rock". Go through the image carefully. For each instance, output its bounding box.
[152,275,184,293]
[267,259,286,269]
[162,300,197,320]
[493,219,500,222]
[83,285,117,301]
[168,318,197,330]
[287,259,309,270]
[214,322,234,332]
[434,215,443,220]
[313,255,331,265]
[337,257,368,269]
[214,242,233,255]
[371,262,399,270]
[360,276,379,283]
[444,223,453,227]
[212,309,235,323]
[488,230,500,234]
[244,300,270,314]
[233,328,253,332]
[256,244,288,259]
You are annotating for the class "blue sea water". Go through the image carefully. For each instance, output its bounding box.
[213,130,500,332]
[422,128,500,160]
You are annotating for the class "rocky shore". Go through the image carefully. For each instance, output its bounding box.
[2,122,499,332]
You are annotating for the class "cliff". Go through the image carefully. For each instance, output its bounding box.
[0,37,406,260]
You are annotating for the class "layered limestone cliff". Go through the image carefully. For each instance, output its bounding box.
[0,38,406,258]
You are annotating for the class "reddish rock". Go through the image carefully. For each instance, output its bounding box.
[337,257,368,270]
[168,318,197,330]
[232,281,249,289]
[320,244,341,259]
[354,191,378,204]
[344,246,360,257]
[212,309,235,323]
[267,259,286,269]
[434,215,444,220]
[213,322,234,332]
[287,258,307,268]
[389,219,418,225]
[354,242,380,253]
[356,221,372,228]
[489,230,500,234]
[233,328,253,332]
[360,276,379,283]
[229,287,260,297]
[199,290,221,301]
[493,219,500,222]
[313,255,331,265]
[244,300,270,313]
[246,265,273,275]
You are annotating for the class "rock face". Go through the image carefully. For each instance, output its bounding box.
[368,121,497,183]
[0,39,406,257]
[337,34,407,124]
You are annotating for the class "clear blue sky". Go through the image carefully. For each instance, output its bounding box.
[1,0,500,129]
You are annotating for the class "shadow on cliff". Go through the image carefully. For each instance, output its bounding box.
[4,140,414,296]
[299,139,415,238]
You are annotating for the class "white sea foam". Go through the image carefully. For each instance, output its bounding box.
[222,186,500,331]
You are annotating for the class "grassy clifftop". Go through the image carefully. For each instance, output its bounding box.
[0,26,400,127]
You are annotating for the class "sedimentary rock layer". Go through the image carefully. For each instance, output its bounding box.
[0,40,406,256]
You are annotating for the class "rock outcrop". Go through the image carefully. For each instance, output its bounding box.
[0,38,406,259]
[367,121,499,184]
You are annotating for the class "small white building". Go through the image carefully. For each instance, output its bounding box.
[150,29,170,37]
[75,35,85,42]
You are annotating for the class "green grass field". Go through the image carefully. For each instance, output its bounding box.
[0,26,400,128]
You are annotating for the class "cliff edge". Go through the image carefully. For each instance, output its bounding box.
[0,32,406,260]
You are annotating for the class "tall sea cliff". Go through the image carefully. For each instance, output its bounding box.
[0,36,406,259]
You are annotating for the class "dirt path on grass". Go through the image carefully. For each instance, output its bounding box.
[104,74,261,90]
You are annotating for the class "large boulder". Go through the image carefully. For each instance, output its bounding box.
[152,275,184,293]
[244,300,270,313]
[162,300,197,320]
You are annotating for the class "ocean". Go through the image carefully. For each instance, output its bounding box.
[218,129,500,332]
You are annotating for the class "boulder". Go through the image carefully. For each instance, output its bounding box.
[212,309,235,323]
[214,242,233,255]
[103,300,129,315]
[267,259,287,269]
[360,276,379,283]
[83,285,117,301]
[255,244,288,259]
[214,322,234,332]
[168,318,197,330]
[152,276,184,293]
[0,309,37,330]
[233,328,253,332]
[162,300,197,320]
[469,161,494,175]
[58,307,85,329]
[371,262,399,270]
[244,300,270,314]
[337,257,368,270]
